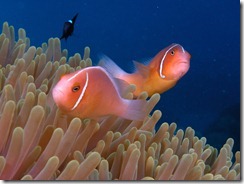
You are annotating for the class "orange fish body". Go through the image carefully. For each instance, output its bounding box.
[100,43,191,97]
[140,72,178,97]
[52,66,147,121]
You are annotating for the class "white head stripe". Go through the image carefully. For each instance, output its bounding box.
[67,70,84,82]
[159,44,184,78]
[71,72,89,110]
[181,46,185,53]
[68,20,73,24]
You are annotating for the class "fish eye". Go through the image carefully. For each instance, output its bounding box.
[72,86,80,92]
[170,50,175,55]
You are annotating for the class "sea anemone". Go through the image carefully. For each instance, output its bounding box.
[0,22,240,180]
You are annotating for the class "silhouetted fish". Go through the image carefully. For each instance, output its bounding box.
[60,13,78,40]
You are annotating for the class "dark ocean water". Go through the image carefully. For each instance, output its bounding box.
[0,0,240,152]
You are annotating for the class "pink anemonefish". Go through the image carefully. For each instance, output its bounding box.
[52,66,147,121]
[99,43,191,97]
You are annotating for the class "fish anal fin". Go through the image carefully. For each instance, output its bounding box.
[133,60,150,78]
[119,99,147,121]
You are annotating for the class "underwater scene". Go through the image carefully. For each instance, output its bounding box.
[0,0,240,181]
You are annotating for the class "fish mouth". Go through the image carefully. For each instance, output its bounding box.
[53,88,65,95]
[178,60,190,69]
[52,88,71,111]
[175,60,190,79]
[52,88,65,101]
[179,60,190,64]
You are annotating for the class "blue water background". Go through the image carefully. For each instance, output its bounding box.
[0,0,240,152]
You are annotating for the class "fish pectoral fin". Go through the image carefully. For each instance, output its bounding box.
[113,78,130,97]
[133,60,150,78]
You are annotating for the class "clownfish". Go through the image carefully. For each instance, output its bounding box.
[52,66,147,121]
[99,43,191,97]
[60,13,78,40]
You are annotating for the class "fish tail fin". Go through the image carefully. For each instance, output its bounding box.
[98,54,127,78]
[119,99,147,121]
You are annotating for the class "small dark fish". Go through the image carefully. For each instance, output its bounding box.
[60,13,78,40]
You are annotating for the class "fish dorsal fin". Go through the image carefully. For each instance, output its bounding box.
[99,54,127,78]
[139,57,152,66]
[133,61,150,78]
